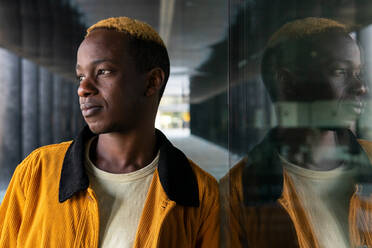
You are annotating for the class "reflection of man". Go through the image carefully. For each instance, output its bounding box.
[0,17,219,247]
[221,17,372,247]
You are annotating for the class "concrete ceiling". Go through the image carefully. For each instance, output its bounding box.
[72,0,227,76]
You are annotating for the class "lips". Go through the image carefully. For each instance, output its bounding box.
[346,101,362,108]
[341,99,364,115]
[80,102,103,117]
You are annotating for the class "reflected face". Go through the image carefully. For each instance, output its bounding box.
[76,29,147,134]
[290,33,368,126]
[308,34,365,100]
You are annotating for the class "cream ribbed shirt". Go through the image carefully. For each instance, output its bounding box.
[280,154,356,248]
[85,137,159,248]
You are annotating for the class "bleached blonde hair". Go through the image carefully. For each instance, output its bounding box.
[86,16,165,47]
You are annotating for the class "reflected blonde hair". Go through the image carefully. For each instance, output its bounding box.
[267,17,348,48]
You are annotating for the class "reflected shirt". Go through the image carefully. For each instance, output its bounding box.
[85,137,159,248]
[279,154,356,248]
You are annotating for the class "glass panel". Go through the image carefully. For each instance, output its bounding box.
[224,1,372,247]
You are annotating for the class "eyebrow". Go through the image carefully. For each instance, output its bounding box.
[76,59,116,70]
[328,59,361,66]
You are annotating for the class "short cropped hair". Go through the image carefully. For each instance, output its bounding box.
[87,17,170,99]
[261,17,350,101]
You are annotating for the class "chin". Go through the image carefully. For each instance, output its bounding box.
[86,121,111,134]
[86,120,134,135]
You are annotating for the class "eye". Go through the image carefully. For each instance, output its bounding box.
[97,69,111,76]
[76,75,85,82]
[333,68,347,76]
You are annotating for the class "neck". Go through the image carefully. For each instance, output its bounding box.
[91,127,158,173]
[276,127,350,171]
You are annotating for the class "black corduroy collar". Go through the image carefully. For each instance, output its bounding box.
[59,126,199,207]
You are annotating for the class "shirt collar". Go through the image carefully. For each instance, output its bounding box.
[59,126,199,207]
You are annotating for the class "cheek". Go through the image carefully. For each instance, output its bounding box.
[100,75,146,113]
[326,77,349,98]
[98,83,123,113]
[312,74,345,99]
[106,87,139,114]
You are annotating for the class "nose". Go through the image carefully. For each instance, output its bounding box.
[77,77,98,97]
[351,73,368,97]
[358,84,368,97]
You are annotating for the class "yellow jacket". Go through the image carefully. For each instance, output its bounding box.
[0,127,219,247]
[221,128,372,248]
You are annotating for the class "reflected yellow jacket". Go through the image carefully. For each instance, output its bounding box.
[0,127,219,247]
[221,128,372,248]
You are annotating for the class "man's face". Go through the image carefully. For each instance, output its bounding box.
[280,33,368,128]
[303,34,365,101]
[76,29,147,134]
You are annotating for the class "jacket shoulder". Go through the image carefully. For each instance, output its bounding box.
[16,141,73,177]
[30,141,73,156]
[187,160,219,207]
[219,158,247,201]
[188,159,218,191]
[358,139,372,157]
[220,158,247,184]
[357,139,372,167]
[8,141,73,196]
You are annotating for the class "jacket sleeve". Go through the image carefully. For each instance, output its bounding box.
[0,160,31,247]
[195,178,220,248]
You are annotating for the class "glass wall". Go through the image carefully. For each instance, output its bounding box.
[223,1,372,247]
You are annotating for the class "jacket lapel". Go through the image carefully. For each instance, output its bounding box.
[242,128,299,247]
[349,139,372,247]
[156,129,199,207]
[59,126,93,202]
[133,170,177,248]
[242,128,283,206]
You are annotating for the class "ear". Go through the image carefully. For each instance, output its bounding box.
[144,68,165,97]
[275,68,293,84]
[275,68,298,99]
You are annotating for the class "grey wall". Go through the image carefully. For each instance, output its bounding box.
[0,48,84,202]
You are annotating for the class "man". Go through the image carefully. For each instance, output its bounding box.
[221,17,372,247]
[0,17,219,247]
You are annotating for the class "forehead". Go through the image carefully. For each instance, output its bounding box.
[77,29,129,64]
[313,33,360,63]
